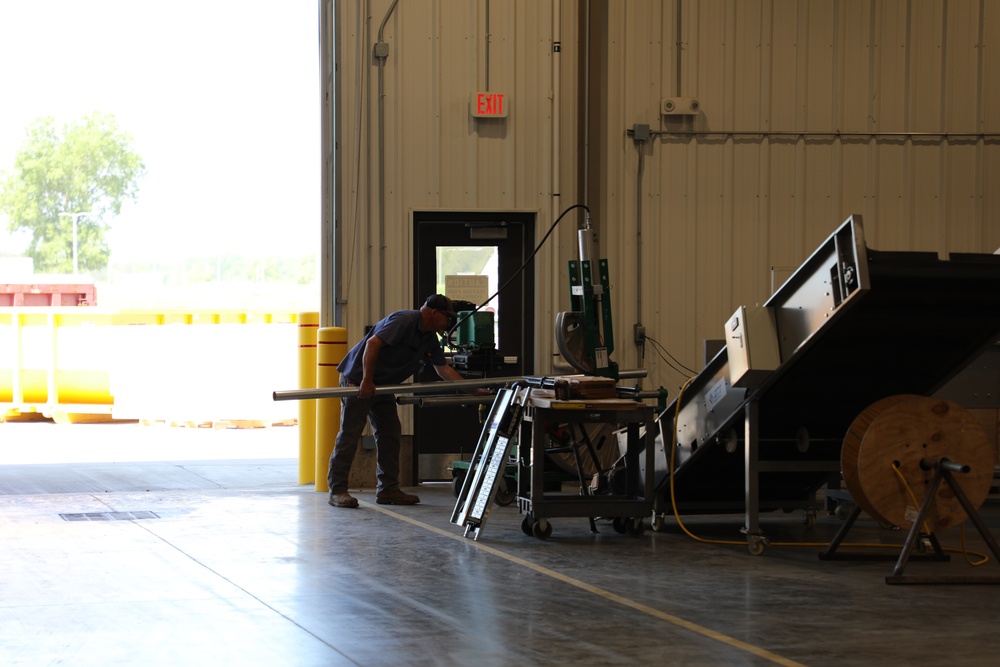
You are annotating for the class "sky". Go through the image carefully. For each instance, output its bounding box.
[0,0,319,262]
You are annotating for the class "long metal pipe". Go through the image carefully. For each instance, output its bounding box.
[273,368,648,401]
[397,395,495,407]
[274,376,525,401]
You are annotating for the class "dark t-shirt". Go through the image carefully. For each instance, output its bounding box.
[336,309,447,385]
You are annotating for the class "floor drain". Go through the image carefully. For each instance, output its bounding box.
[59,511,160,521]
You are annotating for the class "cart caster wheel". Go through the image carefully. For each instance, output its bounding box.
[521,515,534,536]
[834,502,851,521]
[802,512,816,530]
[494,476,516,507]
[532,519,552,540]
[651,515,666,532]
[626,518,646,537]
[451,472,465,498]
[747,537,767,556]
[612,517,628,534]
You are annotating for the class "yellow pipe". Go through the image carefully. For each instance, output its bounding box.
[297,312,320,484]
[315,326,347,493]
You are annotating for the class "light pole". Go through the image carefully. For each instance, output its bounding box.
[58,211,90,274]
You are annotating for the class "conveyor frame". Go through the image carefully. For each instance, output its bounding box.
[653,215,1000,551]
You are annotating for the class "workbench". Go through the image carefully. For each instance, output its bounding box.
[516,397,656,538]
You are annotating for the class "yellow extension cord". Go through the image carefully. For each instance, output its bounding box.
[663,376,989,564]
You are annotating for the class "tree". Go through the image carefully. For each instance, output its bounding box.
[0,112,145,273]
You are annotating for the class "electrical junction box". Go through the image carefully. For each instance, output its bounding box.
[726,305,780,388]
[661,97,701,115]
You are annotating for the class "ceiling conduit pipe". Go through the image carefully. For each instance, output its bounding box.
[485,0,490,90]
[375,0,399,317]
[550,0,562,370]
[360,0,372,325]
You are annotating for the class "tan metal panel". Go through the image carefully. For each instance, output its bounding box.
[690,0,727,125]
[873,140,909,250]
[730,142,766,304]
[837,140,870,230]
[687,1,735,354]
[395,1,438,183]
[768,141,802,265]
[434,1,477,208]
[943,0,980,131]
[336,0,375,326]
[627,0,666,347]
[987,145,1000,251]
[770,0,801,131]
[985,1,1000,132]
[839,0,873,131]
[944,143,981,252]
[600,1,631,341]
[693,142,729,340]
[909,1,945,132]
[803,1,835,131]
[802,143,836,247]
[475,1,515,207]
[872,1,907,128]
[910,142,945,251]
[731,0,764,129]
[510,0,551,210]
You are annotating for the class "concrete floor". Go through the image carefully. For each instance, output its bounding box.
[2,422,1000,666]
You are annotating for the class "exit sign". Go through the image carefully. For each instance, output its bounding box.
[470,91,508,118]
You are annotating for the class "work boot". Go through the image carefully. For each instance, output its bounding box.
[329,492,359,508]
[375,489,420,505]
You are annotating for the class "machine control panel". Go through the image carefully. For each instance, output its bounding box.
[726,305,781,388]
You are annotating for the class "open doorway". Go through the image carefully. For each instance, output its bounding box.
[0,3,318,467]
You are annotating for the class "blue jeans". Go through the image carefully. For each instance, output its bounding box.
[327,376,403,495]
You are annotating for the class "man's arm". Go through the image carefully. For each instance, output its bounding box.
[434,363,492,395]
[358,335,386,399]
[434,362,464,383]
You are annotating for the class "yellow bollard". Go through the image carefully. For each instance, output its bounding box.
[297,312,320,484]
[315,326,347,493]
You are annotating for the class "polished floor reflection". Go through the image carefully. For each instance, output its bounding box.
[2,426,1000,666]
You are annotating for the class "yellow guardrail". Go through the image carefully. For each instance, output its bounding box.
[0,308,300,424]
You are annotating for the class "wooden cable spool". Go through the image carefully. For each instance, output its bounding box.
[841,394,993,532]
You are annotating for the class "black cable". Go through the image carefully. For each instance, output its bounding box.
[445,203,590,343]
[644,335,697,375]
[647,339,694,377]
[645,335,695,372]
[645,344,689,378]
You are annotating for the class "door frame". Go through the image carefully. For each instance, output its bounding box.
[411,209,537,480]
[413,209,536,374]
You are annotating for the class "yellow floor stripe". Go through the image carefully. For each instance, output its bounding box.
[366,502,807,667]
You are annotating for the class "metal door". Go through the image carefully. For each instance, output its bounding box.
[413,210,535,481]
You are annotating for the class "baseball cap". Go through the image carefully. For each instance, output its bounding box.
[424,294,457,319]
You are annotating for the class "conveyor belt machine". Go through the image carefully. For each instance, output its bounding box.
[652,215,1000,553]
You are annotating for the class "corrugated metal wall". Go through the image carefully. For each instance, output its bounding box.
[334,0,580,378]
[334,0,1000,403]
[597,0,1000,394]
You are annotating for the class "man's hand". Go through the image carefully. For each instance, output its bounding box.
[359,335,385,399]
[358,377,376,399]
